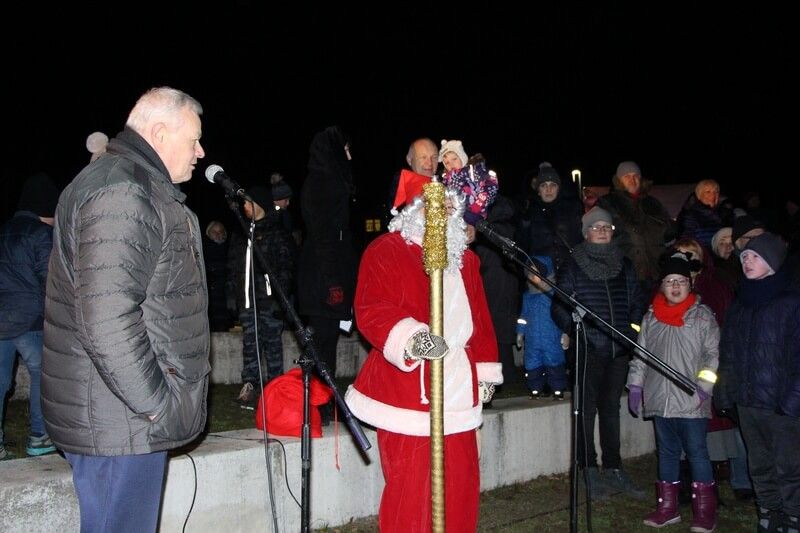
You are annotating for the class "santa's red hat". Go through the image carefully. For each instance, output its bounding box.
[392,169,431,212]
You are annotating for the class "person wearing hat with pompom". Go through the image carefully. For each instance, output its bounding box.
[551,206,647,500]
[627,251,720,531]
[715,232,800,532]
[345,170,502,532]
[519,161,584,279]
[0,172,60,460]
[439,139,469,173]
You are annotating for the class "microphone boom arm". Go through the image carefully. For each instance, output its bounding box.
[475,222,697,394]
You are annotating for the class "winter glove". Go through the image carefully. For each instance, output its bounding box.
[628,385,643,417]
[560,333,570,350]
[515,334,523,350]
[325,285,344,307]
[404,330,449,361]
[696,387,710,408]
[478,381,496,404]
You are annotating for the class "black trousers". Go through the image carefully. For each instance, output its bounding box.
[739,405,800,516]
[577,353,629,469]
[308,315,341,378]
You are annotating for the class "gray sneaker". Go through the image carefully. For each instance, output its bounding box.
[585,466,611,500]
[604,467,646,499]
[0,442,16,461]
[26,434,57,457]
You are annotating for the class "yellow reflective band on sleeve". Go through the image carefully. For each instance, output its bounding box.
[697,369,718,384]
[630,323,641,333]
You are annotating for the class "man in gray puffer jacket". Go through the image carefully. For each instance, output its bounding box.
[42,87,210,533]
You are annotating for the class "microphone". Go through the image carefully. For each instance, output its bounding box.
[475,219,518,250]
[205,165,253,202]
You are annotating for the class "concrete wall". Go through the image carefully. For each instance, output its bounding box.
[12,330,372,400]
[0,397,655,532]
[12,330,520,398]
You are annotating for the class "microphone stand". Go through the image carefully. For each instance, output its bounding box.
[475,224,695,533]
[225,194,371,533]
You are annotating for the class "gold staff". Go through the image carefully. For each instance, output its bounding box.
[422,181,447,533]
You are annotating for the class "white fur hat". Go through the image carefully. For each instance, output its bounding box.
[438,139,468,168]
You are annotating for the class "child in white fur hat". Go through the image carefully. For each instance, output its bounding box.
[439,139,469,173]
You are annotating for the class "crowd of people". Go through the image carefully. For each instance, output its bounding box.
[0,86,798,532]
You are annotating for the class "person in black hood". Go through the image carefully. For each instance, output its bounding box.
[297,125,357,424]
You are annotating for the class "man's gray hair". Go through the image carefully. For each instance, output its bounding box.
[126,87,203,134]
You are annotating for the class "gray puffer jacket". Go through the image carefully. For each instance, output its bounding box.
[627,297,719,419]
[42,128,210,455]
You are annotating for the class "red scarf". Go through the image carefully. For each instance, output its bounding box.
[652,292,696,326]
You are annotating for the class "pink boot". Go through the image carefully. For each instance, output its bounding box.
[643,481,681,528]
[690,481,717,532]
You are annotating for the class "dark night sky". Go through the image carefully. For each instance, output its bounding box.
[4,5,794,230]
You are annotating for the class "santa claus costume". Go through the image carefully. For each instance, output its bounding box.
[345,176,502,532]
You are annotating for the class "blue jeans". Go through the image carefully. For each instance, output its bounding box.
[729,427,753,490]
[655,416,713,482]
[0,331,45,440]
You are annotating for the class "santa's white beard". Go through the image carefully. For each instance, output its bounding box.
[389,191,468,274]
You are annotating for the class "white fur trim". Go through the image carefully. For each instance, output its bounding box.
[383,317,427,371]
[345,384,483,436]
[477,362,504,385]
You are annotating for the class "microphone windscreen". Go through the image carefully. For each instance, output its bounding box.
[205,164,224,183]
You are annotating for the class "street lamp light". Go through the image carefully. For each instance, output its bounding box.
[571,169,582,199]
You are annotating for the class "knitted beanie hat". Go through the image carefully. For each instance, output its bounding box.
[537,162,561,187]
[270,173,292,200]
[615,161,641,179]
[581,206,613,237]
[660,251,693,281]
[741,232,787,272]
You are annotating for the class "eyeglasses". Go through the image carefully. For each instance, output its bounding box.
[589,224,615,232]
[662,278,690,287]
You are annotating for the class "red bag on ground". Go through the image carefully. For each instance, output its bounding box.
[254,368,333,438]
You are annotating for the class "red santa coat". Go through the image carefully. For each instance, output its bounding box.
[345,231,502,436]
